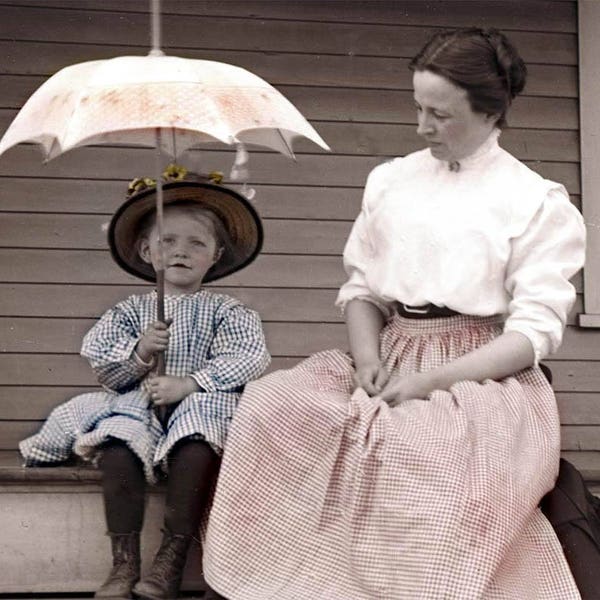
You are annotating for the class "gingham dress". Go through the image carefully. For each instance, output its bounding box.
[19,290,270,482]
[203,315,580,599]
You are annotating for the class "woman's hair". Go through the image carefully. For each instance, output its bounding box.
[409,28,527,128]
[137,200,233,262]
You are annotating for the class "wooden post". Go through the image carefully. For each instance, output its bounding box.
[578,0,600,327]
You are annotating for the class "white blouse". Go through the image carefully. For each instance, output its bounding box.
[336,130,586,364]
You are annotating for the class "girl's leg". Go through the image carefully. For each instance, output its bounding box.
[134,437,221,600]
[95,439,145,598]
[165,436,220,535]
[99,439,146,533]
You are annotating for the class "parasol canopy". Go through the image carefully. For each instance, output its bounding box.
[0,54,330,160]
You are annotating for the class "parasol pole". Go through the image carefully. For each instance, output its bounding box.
[154,128,166,353]
[149,0,168,426]
[154,129,168,427]
[149,0,164,57]
[150,0,166,350]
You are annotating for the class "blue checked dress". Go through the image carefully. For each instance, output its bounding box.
[19,290,270,482]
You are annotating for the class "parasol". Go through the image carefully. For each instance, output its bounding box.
[0,0,329,425]
[0,54,329,161]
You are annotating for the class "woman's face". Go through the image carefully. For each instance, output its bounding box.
[413,70,498,162]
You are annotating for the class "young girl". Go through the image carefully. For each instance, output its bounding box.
[20,168,269,600]
[202,29,586,599]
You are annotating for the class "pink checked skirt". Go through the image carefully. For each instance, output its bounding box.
[203,314,580,599]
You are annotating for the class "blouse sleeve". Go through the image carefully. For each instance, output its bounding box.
[503,186,586,365]
[335,163,393,317]
[81,299,151,393]
[189,303,271,393]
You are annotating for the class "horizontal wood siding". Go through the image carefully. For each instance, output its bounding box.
[0,0,596,467]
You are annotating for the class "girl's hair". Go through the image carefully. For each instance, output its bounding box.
[137,200,233,262]
[409,28,527,128]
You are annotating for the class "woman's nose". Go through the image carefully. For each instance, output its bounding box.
[416,113,434,137]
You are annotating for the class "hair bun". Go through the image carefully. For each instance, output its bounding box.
[483,28,527,98]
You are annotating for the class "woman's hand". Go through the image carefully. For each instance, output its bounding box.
[371,331,536,408]
[377,372,437,407]
[345,299,389,396]
[148,375,199,406]
[136,320,171,363]
[353,362,390,396]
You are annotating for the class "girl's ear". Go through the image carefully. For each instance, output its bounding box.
[213,246,224,265]
[138,238,153,264]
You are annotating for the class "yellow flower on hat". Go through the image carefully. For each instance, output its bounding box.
[127,176,156,197]
[208,170,224,184]
[126,165,225,199]
[127,165,188,198]
[162,163,188,182]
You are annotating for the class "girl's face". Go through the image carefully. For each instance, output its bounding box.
[413,70,498,163]
[138,208,222,295]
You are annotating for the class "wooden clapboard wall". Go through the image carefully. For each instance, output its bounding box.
[0,0,597,470]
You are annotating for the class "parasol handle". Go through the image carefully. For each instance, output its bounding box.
[156,267,166,377]
[155,269,169,427]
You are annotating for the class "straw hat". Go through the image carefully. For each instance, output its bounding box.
[108,166,263,283]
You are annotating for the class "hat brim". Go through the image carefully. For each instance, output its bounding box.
[108,180,263,283]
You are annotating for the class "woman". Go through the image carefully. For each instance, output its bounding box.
[203,28,586,599]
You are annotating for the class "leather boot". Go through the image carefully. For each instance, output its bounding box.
[132,529,191,600]
[95,531,140,599]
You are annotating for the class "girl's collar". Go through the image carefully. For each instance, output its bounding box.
[151,288,206,300]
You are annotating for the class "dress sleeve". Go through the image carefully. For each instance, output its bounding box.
[503,186,586,365]
[335,163,393,317]
[81,299,150,392]
[189,304,270,393]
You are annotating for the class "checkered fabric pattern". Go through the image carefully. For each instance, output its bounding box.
[204,314,580,599]
[19,290,270,482]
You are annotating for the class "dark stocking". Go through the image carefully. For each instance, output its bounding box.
[98,439,145,533]
[165,437,220,535]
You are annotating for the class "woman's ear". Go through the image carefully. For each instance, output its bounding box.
[138,238,153,264]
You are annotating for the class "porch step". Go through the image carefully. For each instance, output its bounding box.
[0,451,210,596]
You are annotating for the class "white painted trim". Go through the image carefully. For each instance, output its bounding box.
[578,0,600,327]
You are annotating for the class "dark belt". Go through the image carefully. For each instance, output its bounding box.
[395,303,460,319]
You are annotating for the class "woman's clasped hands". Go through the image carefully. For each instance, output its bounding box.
[352,361,389,396]
[376,371,438,407]
[136,319,200,406]
[354,361,437,407]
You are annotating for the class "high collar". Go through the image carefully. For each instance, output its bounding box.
[445,128,501,172]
